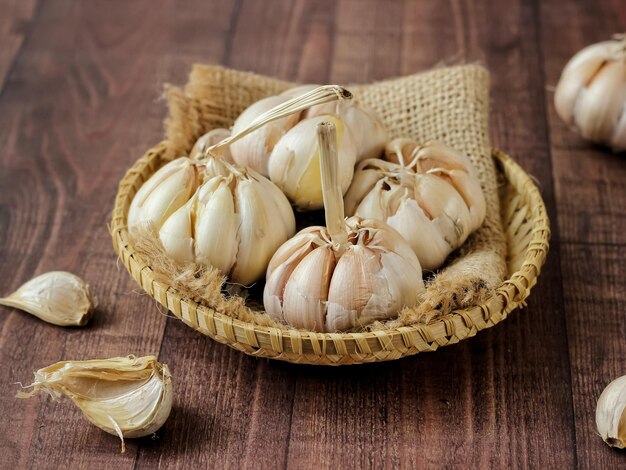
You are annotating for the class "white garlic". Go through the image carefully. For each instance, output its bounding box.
[229,95,302,175]
[127,157,201,229]
[554,36,626,151]
[0,271,93,326]
[269,114,357,210]
[264,122,424,332]
[19,355,173,452]
[596,375,626,449]
[159,158,296,285]
[190,128,234,163]
[344,139,486,271]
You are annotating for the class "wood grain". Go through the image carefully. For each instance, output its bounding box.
[0,0,624,468]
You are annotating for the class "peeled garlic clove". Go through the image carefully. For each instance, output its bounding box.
[190,128,233,163]
[596,375,626,449]
[0,271,93,327]
[269,114,357,210]
[307,100,388,161]
[127,157,200,229]
[19,355,172,452]
[230,95,302,175]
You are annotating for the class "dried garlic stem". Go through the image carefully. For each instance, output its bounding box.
[317,121,348,250]
[204,85,353,156]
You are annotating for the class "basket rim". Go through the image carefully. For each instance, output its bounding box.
[110,142,550,364]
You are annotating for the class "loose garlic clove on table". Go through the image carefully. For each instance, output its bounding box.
[596,375,626,449]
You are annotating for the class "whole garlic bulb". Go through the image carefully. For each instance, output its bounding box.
[269,114,357,210]
[19,355,172,452]
[596,375,626,449]
[229,95,301,174]
[344,139,486,271]
[264,122,424,332]
[159,158,296,285]
[554,36,626,151]
[190,128,234,163]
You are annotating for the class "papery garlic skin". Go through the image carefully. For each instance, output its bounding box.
[20,356,173,450]
[190,128,234,163]
[127,157,200,229]
[158,160,296,285]
[269,115,357,210]
[554,37,626,151]
[596,375,626,449]
[344,140,486,271]
[230,95,302,175]
[264,217,424,332]
[0,271,93,326]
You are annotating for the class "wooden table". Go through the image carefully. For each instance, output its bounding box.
[1,1,624,468]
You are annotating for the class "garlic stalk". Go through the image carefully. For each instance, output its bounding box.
[190,128,234,163]
[19,355,173,452]
[0,271,93,326]
[344,139,486,271]
[554,35,626,151]
[596,375,626,449]
[263,122,424,332]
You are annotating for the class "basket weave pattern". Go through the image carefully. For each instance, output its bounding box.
[111,145,550,365]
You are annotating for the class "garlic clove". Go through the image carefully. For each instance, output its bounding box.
[230,95,301,175]
[269,115,357,210]
[282,245,335,331]
[596,375,626,449]
[19,355,172,452]
[251,168,297,241]
[127,158,199,229]
[190,128,233,163]
[158,198,195,264]
[0,271,93,327]
[343,167,384,215]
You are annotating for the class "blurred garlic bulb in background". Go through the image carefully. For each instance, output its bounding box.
[159,158,295,285]
[344,139,486,271]
[264,122,424,332]
[554,35,626,151]
[596,375,626,449]
[190,128,233,163]
[269,114,357,210]
[229,95,301,174]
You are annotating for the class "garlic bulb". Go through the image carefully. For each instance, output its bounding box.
[19,355,173,452]
[159,158,296,285]
[596,375,626,449]
[229,95,302,174]
[344,139,486,271]
[190,128,233,163]
[269,114,357,210]
[264,122,424,332]
[554,35,626,151]
[127,157,201,229]
[0,271,93,326]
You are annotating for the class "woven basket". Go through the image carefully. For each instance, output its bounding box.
[111,143,550,365]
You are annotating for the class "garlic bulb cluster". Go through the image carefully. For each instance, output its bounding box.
[344,139,486,271]
[228,84,386,209]
[596,375,626,449]
[0,271,93,326]
[20,355,173,452]
[554,35,626,151]
[264,122,424,332]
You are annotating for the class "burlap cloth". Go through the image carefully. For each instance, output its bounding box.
[150,64,506,328]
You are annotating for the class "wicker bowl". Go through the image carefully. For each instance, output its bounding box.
[111,143,550,365]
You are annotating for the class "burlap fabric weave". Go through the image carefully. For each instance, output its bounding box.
[160,64,507,326]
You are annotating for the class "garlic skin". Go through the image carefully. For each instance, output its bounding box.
[269,115,357,210]
[190,128,234,163]
[264,217,424,332]
[127,157,200,229]
[0,271,93,326]
[230,95,302,175]
[596,375,626,449]
[20,355,173,452]
[554,36,626,151]
[159,158,296,285]
[344,139,486,271]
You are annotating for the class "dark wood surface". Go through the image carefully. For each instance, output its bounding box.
[0,1,624,468]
